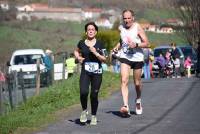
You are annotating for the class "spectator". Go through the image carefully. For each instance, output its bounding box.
[174,54,181,78]
[0,69,6,92]
[155,53,166,69]
[143,47,153,79]
[149,53,154,79]
[184,56,192,78]
[65,53,77,77]
[0,70,5,82]
[155,53,166,77]
[43,49,53,85]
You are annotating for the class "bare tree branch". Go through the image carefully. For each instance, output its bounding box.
[174,0,200,48]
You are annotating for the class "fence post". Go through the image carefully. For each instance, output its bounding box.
[35,58,40,95]
[62,53,66,80]
[8,72,14,109]
[19,69,26,102]
[13,71,18,107]
[0,81,3,115]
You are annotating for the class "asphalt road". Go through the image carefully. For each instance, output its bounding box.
[33,77,200,134]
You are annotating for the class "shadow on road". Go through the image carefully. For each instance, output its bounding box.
[68,119,89,126]
[68,118,101,126]
[106,110,136,118]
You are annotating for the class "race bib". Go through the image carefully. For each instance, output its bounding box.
[84,62,99,73]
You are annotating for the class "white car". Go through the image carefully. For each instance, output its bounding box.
[7,49,48,87]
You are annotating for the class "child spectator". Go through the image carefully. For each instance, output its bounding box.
[184,56,192,78]
[174,54,181,78]
[155,53,166,77]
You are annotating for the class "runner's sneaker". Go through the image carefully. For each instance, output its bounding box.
[80,110,88,123]
[120,105,130,116]
[135,98,143,115]
[90,115,97,125]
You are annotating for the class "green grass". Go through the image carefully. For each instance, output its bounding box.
[0,72,120,134]
[0,20,84,48]
[0,20,85,64]
[137,8,179,23]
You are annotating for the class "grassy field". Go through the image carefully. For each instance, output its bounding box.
[137,8,179,23]
[0,72,121,134]
[0,20,84,65]
[147,31,187,46]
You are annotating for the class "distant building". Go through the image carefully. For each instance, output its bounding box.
[16,3,82,22]
[148,25,157,32]
[16,5,34,12]
[0,1,9,11]
[157,27,174,33]
[82,8,102,20]
[140,22,174,34]
[165,18,184,26]
[140,23,151,31]
[95,18,113,29]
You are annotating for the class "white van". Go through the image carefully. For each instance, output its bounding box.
[7,49,48,87]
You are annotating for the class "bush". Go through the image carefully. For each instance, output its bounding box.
[97,30,120,52]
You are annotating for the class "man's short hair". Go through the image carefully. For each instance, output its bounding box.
[122,9,135,16]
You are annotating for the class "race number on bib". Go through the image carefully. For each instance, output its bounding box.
[84,62,99,73]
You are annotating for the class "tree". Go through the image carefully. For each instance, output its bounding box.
[174,0,200,48]
[175,0,200,77]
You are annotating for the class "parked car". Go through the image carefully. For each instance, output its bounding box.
[7,49,49,87]
[179,45,197,74]
[152,46,185,77]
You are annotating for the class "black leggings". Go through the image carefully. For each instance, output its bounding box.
[80,70,102,115]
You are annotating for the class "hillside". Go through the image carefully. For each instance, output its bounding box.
[0,20,84,66]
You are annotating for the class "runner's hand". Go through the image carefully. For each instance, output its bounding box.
[127,38,137,48]
[77,57,85,63]
[89,46,97,54]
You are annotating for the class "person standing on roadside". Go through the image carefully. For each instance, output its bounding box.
[143,47,153,79]
[43,49,54,85]
[184,56,192,78]
[112,9,148,115]
[74,22,107,125]
[173,54,181,78]
[65,53,77,77]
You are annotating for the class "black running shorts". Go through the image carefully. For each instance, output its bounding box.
[119,58,144,69]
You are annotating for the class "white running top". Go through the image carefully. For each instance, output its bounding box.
[118,23,144,62]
